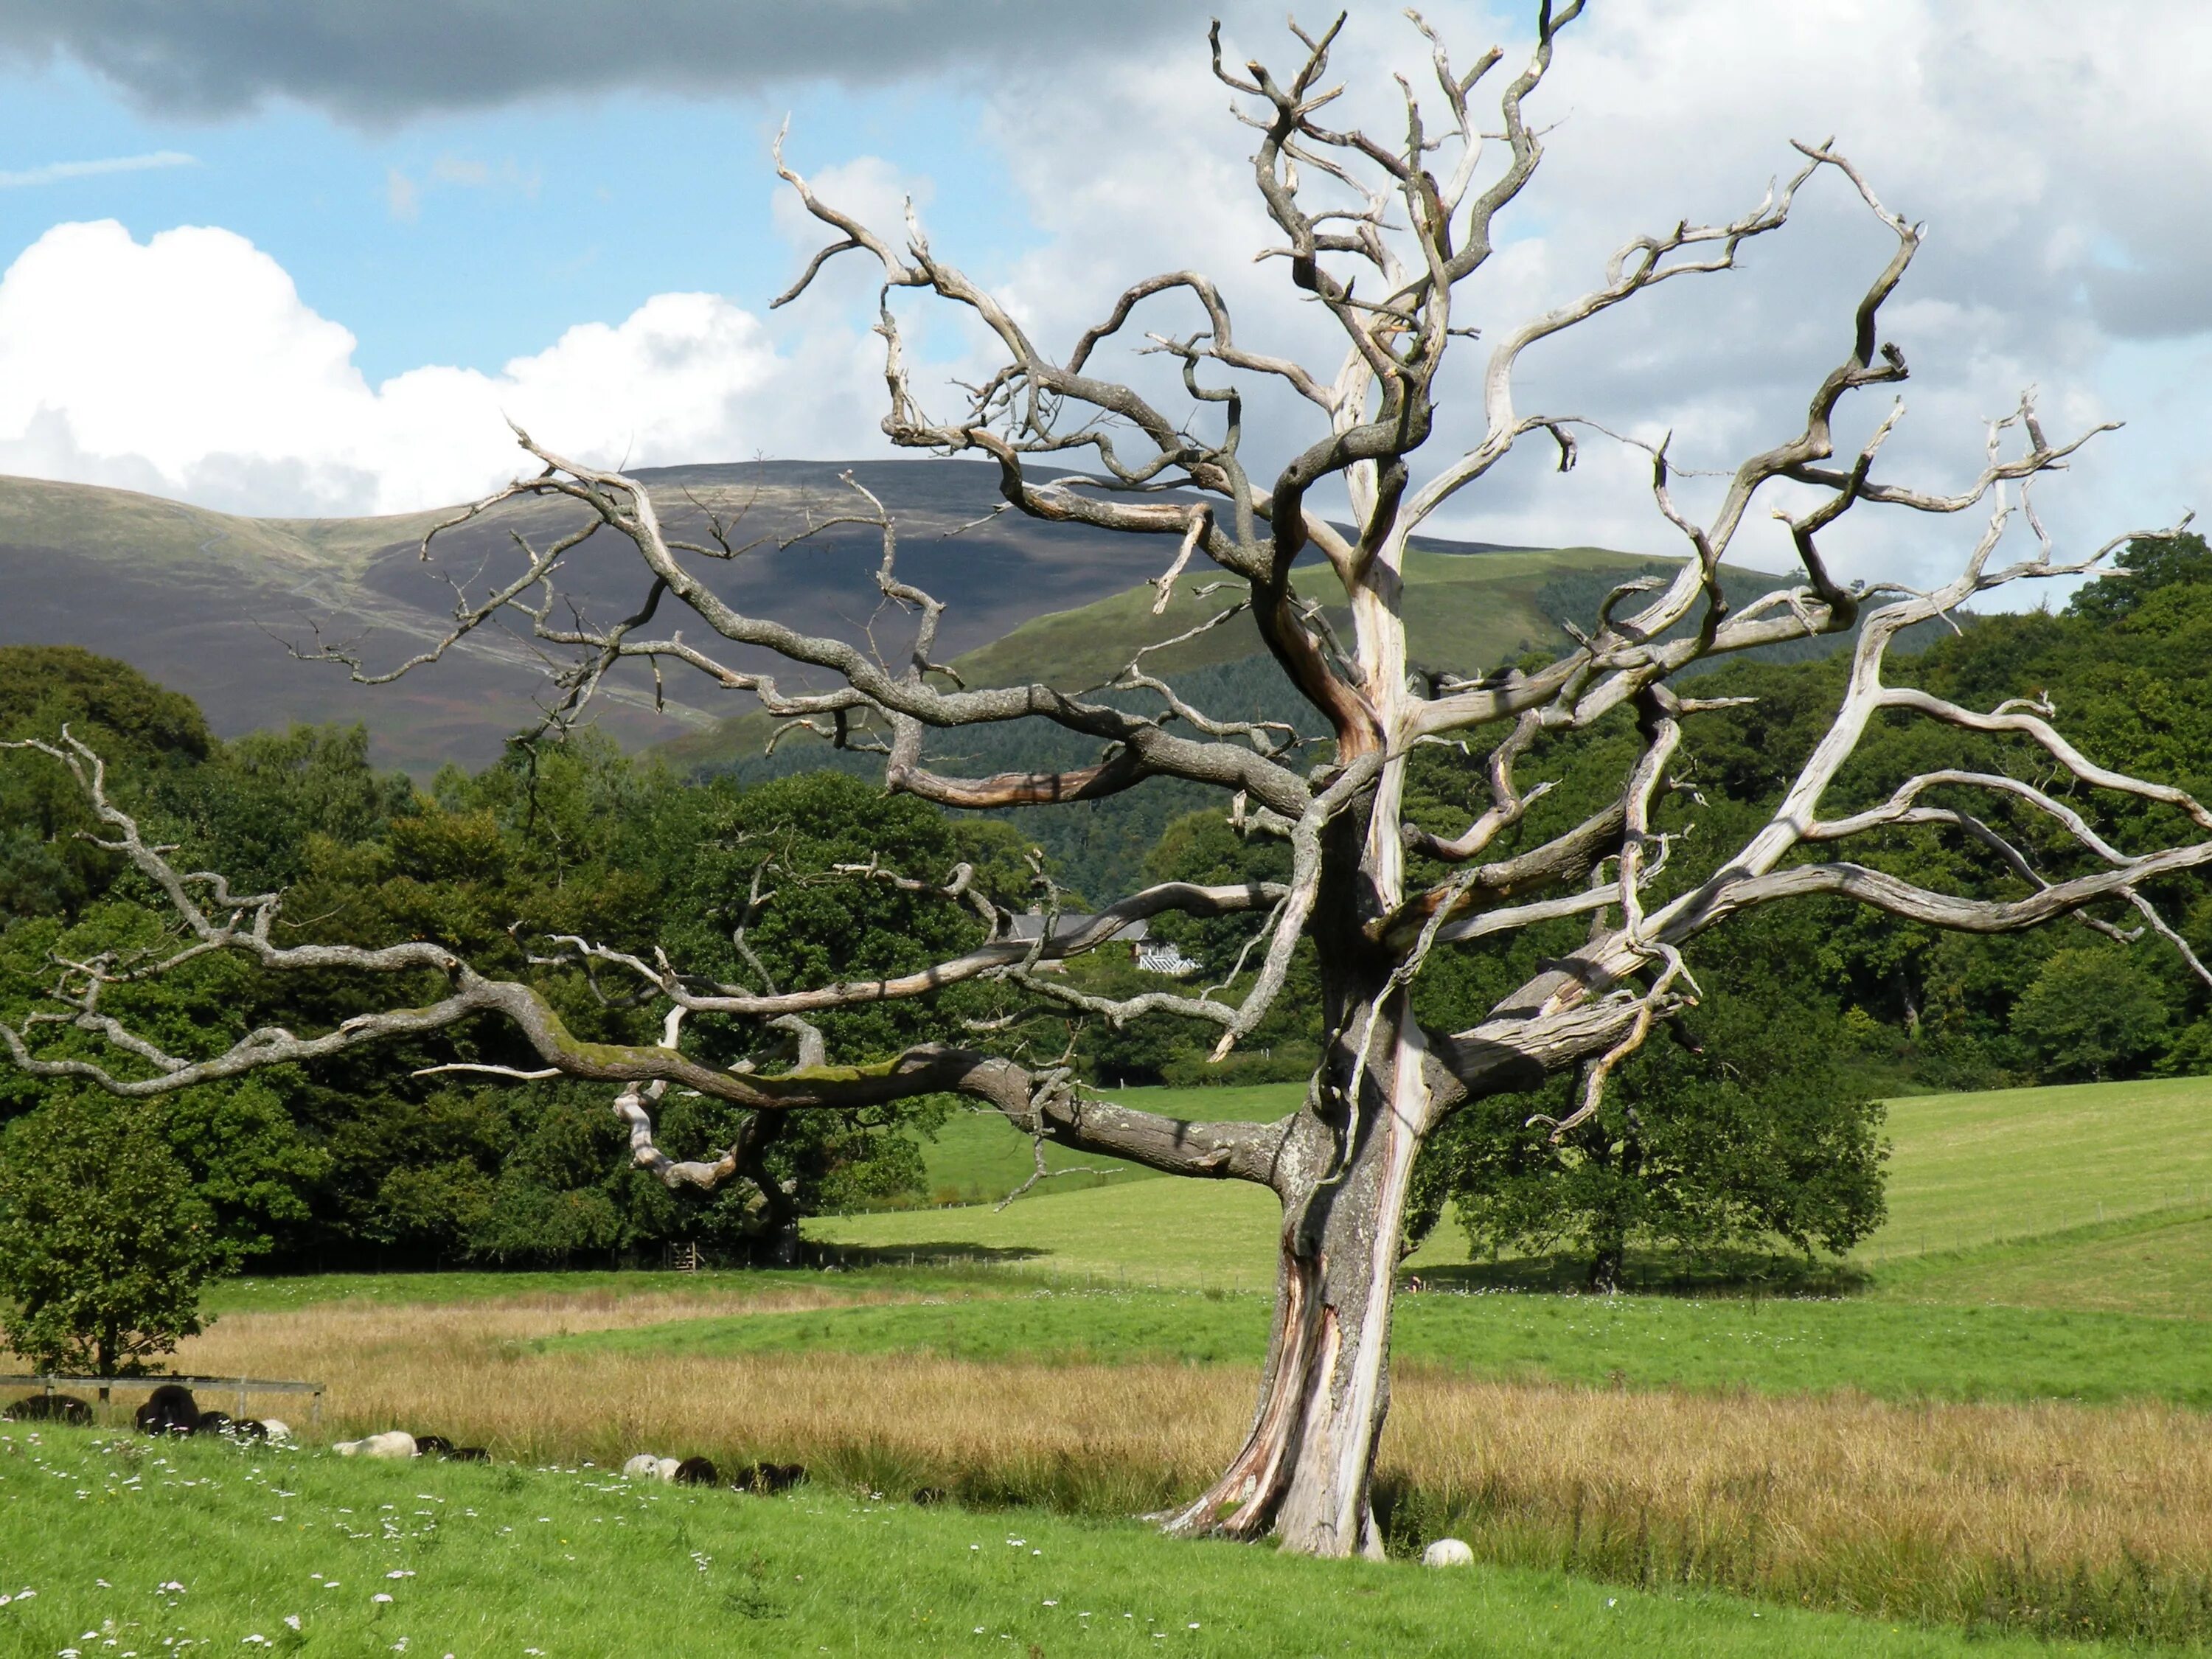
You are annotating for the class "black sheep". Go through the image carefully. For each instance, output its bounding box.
[671,1456,719,1487]
[411,1435,487,1461]
[226,1418,270,1441]
[134,1384,199,1436]
[739,1460,806,1494]
[3,1393,91,1425]
[189,1410,232,1438]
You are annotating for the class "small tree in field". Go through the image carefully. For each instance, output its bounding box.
[2010,945,2172,1081]
[1432,987,1886,1290]
[0,1096,221,1376]
[7,5,2212,1555]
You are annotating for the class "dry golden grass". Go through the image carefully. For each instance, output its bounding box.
[164,1295,2212,1642]
[175,1293,1239,1508]
[1388,1374,2212,1629]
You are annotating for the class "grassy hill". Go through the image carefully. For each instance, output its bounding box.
[650,540,1809,895]
[1,457,1683,781]
[811,1074,2212,1295]
[651,539,1933,897]
[655,542,1677,776]
[2,460,1393,775]
[1,456,1897,803]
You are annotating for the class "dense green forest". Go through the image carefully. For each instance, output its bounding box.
[2,535,2210,1276]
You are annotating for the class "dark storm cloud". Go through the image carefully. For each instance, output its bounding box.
[0,0,1192,120]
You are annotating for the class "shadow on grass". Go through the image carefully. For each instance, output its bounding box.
[1405,1246,1874,1299]
[817,1243,1050,1270]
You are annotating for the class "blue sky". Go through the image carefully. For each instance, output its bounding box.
[0,63,1037,383]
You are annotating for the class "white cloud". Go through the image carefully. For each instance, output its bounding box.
[0,218,887,515]
[908,0,2212,591]
[384,155,540,223]
[383,167,417,223]
[0,148,196,189]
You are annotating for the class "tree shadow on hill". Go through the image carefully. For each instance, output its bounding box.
[1405,1246,1872,1300]
[816,1244,1049,1271]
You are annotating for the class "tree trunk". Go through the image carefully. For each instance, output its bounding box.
[1165,985,1433,1558]
[739,1113,801,1267]
[1587,1236,1624,1294]
[1587,1136,1631,1294]
[758,1211,801,1267]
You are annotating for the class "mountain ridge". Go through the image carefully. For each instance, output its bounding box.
[1,460,1701,776]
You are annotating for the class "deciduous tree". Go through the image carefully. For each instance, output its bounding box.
[2010,944,2172,1082]
[1430,983,1886,1291]
[0,1095,223,1377]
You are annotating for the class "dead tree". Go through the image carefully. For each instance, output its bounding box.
[6,6,2211,1557]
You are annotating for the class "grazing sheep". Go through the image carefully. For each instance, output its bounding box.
[189,1411,232,1438]
[334,1430,417,1459]
[3,1394,91,1425]
[260,1419,292,1446]
[910,1486,948,1507]
[670,1456,718,1487]
[1421,1538,1475,1568]
[622,1453,663,1480]
[223,1419,270,1441]
[134,1384,200,1436]
[738,1461,806,1495]
[411,1436,486,1462]
[655,1457,681,1482]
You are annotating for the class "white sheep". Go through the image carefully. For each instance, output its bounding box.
[334,1430,416,1460]
[1421,1538,1475,1568]
[260,1419,292,1446]
[622,1453,663,1480]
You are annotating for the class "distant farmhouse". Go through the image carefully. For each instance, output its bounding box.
[1006,912,1202,977]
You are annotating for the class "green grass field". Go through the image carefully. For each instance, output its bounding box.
[1863,1076,2212,1257]
[33,1074,2212,1657]
[1877,1206,2212,1318]
[548,1270,2212,1407]
[201,1265,1005,1316]
[0,1429,2159,1659]
[826,1074,2212,1290]
[211,1075,2212,1316]
[818,1175,1285,1288]
[894,1085,1298,1208]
